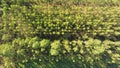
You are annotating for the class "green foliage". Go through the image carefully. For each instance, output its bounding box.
[40,39,50,48]
[1,3,120,40]
[0,0,120,68]
[0,44,14,57]
[50,40,61,56]
[0,38,120,68]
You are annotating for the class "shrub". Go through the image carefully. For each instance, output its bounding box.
[0,38,120,68]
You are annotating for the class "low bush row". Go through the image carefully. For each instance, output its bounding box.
[0,37,120,68]
[1,4,120,42]
[1,0,120,6]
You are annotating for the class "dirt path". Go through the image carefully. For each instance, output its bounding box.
[0,65,4,68]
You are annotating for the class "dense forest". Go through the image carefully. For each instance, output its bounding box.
[0,0,120,68]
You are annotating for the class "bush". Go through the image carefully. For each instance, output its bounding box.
[1,3,120,41]
[0,37,120,68]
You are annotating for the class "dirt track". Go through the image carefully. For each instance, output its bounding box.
[0,65,4,68]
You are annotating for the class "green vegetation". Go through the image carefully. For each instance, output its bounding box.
[0,0,120,68]
[0,38,120,68]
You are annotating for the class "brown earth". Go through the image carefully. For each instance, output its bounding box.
[0,65,4,68]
